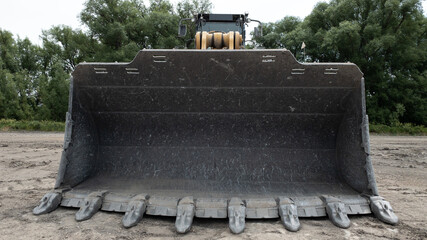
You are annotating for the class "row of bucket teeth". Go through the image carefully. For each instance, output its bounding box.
[33,191,398,234]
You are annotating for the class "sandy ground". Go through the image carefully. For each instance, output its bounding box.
[0,132,426,240]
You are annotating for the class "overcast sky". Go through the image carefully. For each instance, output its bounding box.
[1,0,426,46]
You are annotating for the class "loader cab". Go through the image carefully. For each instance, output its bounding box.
[194,13,247,43]
[178,13,262,48]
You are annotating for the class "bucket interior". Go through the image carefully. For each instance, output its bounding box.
[60,50,370,199]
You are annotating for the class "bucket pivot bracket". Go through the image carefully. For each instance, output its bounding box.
[228,197,246,234]
[370,196,398,225]
[323,196,351,228]
[175,196,195,233]
[33,190,64,215]
[76,191,107,221]
[122,194,148,228]
[278,197,300,232]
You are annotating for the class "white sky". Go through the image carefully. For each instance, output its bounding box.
[0,0,426,46]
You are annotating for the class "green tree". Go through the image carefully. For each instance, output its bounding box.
[149,0,174,14]
[80,0,147,61]
[1,0,218,123]
[141,8,180,49]
[306,0,426,125]
[42,25,97,71]
[256,0,427,126]
[37,62,70,121]
[0,29,18,73]
[0,61,22,119]
[0,31,41,119]
[176,0,212,48]
[253,22,281,48]
[80,0,212,55]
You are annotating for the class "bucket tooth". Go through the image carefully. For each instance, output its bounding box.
[122,194,148,228]
[323,196,351,228]
[33,191,62,215]
[278,197,300,232]
[175,196,195,233]
[228,198,246,234]
[370,196,398,225]
[76,191,107,221]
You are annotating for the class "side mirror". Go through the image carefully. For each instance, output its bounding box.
[254,27,259,37]
[253,24,263,37]
[178,25,187,37]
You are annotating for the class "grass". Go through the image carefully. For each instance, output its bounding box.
[0,119,65,132]
[0,118,426,135]
[370,123,427,135]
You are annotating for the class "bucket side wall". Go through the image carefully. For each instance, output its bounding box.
[336,78,377,195]
[55,74,99,188]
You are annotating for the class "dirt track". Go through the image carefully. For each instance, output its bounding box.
[0,132,426,240]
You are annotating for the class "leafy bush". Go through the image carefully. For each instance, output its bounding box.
[370,123,427,135]
[0,119,65,131]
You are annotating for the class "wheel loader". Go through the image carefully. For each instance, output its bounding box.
[34,13,398,234]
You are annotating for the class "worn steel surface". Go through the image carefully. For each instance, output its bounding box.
[34,49,397,233]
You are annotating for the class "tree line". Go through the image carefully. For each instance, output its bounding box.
[0,0,426,126]
[0,0,211,122]
[256,0,426,126]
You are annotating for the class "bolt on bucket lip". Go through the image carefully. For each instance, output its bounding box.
[58,176,373,219]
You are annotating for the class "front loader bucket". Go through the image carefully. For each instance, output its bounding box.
[34,49,397,232]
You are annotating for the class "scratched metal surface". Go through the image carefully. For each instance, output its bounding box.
[55,49,375,203]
